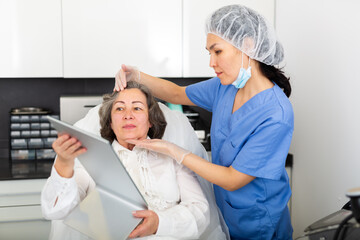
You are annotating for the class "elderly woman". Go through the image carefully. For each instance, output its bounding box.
[41,81,210,239]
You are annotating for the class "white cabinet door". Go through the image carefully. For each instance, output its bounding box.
[183,0,275,77]
[0,0,63,77]
[62,0,182,78]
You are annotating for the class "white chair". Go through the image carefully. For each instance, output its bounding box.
[74,102,229,240]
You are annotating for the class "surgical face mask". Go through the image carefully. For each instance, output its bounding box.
[232,53,251,89]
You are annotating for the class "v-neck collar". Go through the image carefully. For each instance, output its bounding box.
[229,83,277,119]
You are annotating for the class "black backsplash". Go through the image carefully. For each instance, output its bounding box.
[0,77,210,156]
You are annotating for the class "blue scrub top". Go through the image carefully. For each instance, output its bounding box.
[186,77,294,240]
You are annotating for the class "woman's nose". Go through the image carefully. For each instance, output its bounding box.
[123,110,134,119]
[209,54,216,68]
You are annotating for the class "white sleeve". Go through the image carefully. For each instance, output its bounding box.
[155,163,210,239]
[41,158,95,220]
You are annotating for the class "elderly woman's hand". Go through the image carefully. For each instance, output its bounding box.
[114,64,140,91]
[128,210,159,238]
[127,139,191,164]
[52,134,87,178]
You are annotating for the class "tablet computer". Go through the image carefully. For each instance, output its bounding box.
[47,116,147,239]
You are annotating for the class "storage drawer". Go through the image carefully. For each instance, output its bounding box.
[0,192,41,207]
[0,219,50,240]
[0,179,46,207]
[0,179,51,239]
[0,205,43,222]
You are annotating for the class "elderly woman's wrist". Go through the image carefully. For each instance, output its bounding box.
[54,157,74,178]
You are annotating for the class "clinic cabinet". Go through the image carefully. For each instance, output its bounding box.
[63,0,275,78]
[0,179,51,239]
[0,0,62,78]
[62,0,182,78]
[0,0,274,78]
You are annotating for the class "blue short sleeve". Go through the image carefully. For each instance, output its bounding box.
[232,121,293,180]
[185,77,220,112]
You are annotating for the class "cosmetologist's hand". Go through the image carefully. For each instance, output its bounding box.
[128,210,159,238]
[52,134,87,177]
[114,64,140,91]
[127,139,190,164]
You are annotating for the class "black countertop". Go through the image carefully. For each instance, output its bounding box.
[0,158,52,180]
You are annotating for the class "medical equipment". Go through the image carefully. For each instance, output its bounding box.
[303,188,360,240]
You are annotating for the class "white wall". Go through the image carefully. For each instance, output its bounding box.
[276,0,360,237]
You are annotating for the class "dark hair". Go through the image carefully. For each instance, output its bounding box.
[259,62,291,97]
[99,81,167,143]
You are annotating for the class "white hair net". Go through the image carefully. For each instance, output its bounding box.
[206,4,284,66]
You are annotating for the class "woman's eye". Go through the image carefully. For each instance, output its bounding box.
[116,107,124,111]
[134,107,142,111]
[208,50,221,55]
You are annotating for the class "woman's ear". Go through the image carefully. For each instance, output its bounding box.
[149,120,153,128]
[242,37,255,53]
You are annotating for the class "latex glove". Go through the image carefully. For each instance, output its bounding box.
[114,64,140,91]
[128,210,159,238]
[127,139,190,164]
